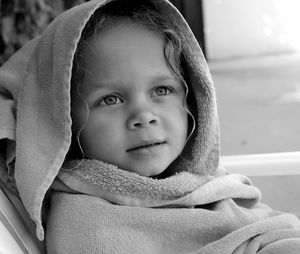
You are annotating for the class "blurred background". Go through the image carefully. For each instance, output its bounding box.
[1,0,299,155]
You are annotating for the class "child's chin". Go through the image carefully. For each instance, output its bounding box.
[132,166,167,178]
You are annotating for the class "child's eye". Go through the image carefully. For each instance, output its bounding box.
[97,95,123,106]
[151,86,173,97]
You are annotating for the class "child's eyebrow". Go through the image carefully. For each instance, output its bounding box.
[150,75,181,85]
[102,75,179,86]
[84,75,181,98]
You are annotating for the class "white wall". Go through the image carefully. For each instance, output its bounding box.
[204,0,300,60]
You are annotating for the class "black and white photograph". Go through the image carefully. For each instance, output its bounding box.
[0,0,299,253]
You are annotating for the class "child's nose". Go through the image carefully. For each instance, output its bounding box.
[127,109,160,130]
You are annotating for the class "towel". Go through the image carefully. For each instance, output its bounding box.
[58,159,214,203]
[48,196,300,254]
[46,159,300,253]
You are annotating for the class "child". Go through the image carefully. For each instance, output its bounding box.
[0,0,300,253]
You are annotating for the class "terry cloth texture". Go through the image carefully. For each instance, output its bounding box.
[0,0,300,252]
[59,160,213,203]
[48,161,300,253]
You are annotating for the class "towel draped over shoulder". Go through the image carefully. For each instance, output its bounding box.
[46,159,300,253]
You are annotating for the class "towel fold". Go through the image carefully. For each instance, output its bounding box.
[47,164,300,253]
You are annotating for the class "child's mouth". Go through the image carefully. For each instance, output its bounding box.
[127,141,166,152]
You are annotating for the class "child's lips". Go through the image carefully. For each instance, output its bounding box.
[126,140,167,153]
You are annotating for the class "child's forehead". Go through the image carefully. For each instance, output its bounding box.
[87,20,163,49]
[89,74,179,88]
[79,23,166,74]
[72,6,184,98]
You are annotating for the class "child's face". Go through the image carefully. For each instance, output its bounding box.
[71,21,188,177]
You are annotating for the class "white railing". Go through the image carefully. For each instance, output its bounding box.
[220,151,300,176]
